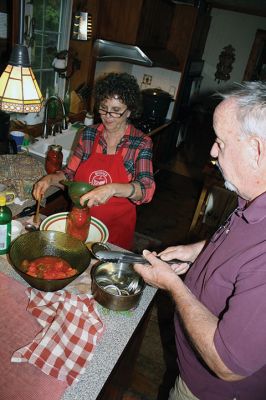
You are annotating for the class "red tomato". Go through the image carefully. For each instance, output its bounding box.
[21,256,78,280]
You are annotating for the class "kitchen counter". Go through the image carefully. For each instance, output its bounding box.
[0,234,157,400]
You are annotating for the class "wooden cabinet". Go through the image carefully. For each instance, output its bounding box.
[167,5,211,72]
[96,1,210,72]
[68,0,98,92]
[97,0,174,48]
[97,300,154,400]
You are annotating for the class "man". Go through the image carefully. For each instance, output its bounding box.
[134,81,266,400]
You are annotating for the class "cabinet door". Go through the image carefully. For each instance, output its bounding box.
[97,0,174,48]
[97,0,143,44]
[167,5,210,72]
[137,0,174,48]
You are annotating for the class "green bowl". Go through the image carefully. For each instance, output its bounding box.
[9,231,91,292]
[61,180,94,207]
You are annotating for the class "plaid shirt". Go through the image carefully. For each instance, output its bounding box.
[63,123,155,204]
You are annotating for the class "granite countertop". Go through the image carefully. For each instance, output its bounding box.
[1,236,157,400]
[10,185,60,220]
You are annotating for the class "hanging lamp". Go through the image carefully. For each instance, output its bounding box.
[0,0,43,113]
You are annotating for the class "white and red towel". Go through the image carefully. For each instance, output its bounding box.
[11,288,104,386]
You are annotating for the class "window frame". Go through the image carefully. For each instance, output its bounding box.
[25,0,73,100]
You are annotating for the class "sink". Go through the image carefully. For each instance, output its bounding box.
[26,123,83,164]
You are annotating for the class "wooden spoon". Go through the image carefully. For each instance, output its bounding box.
[33,198,41,225]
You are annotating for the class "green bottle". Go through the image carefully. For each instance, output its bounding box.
[0,195,12,255]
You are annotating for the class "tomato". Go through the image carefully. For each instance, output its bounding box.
[21,256,78,280]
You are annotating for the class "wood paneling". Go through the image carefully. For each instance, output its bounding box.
[243,29,266,81]
[97,0,143,44]
[68,0,99,98]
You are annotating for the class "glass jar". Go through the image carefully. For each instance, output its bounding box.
[66,206,91,242]
[45,144,63,174]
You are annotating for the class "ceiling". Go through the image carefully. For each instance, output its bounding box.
[207,0,266,16]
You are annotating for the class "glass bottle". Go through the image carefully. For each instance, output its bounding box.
[45,144,63,174]
[47,88,58,119]
[66,206,91,242]
[0,195,12,254]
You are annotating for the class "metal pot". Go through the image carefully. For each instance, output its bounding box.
[141,88,173,124]
[91,261,145,311]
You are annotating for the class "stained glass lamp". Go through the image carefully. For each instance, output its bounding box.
[0,0,43,113]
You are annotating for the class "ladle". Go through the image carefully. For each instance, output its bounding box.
[25,223,39,232]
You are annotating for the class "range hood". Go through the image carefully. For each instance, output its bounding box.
[93,39,179,69]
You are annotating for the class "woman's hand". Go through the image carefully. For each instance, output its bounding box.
[80,182,142,207]
[32,172,65,200]
[80,184,114,207]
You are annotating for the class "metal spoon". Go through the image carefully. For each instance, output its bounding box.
[25,223,39,232]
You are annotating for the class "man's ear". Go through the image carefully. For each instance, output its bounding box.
[248,136,264,168]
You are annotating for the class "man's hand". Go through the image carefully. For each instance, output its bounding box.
[133,249,181,291]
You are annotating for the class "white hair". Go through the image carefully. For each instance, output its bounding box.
[217,81,266,140]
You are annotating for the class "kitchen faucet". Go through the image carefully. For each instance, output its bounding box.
[41,95,68,139]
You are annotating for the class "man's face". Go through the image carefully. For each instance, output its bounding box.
[210,98,251,199]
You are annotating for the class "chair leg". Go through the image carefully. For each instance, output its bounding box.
[189,185,209,234]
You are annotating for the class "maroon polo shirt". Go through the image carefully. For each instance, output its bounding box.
[175,192,266,400]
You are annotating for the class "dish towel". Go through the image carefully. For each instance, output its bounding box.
[11,288,104,385]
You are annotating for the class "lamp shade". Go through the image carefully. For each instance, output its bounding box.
[0,44,43,113]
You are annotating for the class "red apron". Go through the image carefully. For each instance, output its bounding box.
[74,133,136,250]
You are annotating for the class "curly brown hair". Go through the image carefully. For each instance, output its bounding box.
[93,72,142,119]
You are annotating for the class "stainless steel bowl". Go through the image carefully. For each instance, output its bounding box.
[91,261,145,311]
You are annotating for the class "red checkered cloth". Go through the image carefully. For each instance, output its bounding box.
[11,288,104,385]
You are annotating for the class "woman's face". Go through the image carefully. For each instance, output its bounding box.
[99,97,131,133]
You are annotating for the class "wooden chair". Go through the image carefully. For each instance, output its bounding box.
[189,162,237,239]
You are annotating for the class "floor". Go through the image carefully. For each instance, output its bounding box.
[122,145,206,400]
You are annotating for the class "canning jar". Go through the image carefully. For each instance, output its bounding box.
[45,144,63,174]
[66,206,91,242]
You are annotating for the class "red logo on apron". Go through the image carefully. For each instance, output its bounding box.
[89,170,112,186]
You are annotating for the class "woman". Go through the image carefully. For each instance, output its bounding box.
[33,72,155,249]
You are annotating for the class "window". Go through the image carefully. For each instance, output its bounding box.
[25,0,72,99]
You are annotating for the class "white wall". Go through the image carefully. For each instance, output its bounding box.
[200,9,266,94]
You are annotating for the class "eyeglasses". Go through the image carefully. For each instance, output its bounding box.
[98,108,128,118]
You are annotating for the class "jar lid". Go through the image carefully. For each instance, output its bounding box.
[0,196,6,206]
[48,144,62,152]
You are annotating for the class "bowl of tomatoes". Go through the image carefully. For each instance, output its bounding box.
[9,231,92,292]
